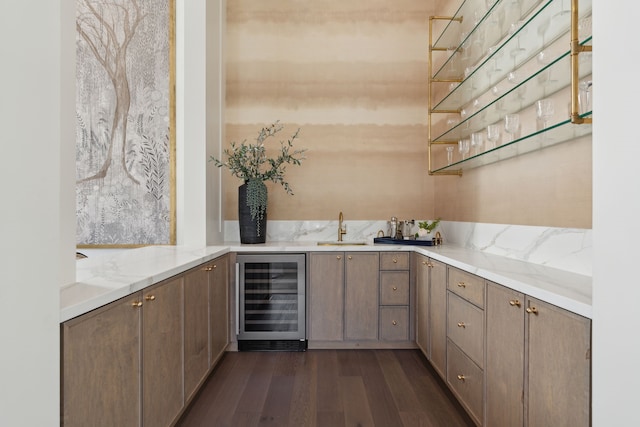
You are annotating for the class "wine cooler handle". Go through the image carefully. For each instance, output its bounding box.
[235,262,240,336]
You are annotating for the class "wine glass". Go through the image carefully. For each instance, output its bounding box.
[458,138,470,160]
[536,98,555,130]
[446,146,455,165]
[486,123,501,148]
[471,132,484,155]
[509,21,527,62]
[504,114,520,142]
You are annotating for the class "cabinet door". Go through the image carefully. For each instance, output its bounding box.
[485,282,525,427]
[415,254,430,357]
[210,254,229,366]
[142,278,184,427]
[184,265,210,401]
[526,297,591,427]
[62,293,142,427]
[430,259,447,379]
[309,252,345,341]
[345,252,380,340]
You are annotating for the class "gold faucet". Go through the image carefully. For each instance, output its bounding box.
[338,211,347,241]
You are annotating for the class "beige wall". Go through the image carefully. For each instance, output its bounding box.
[223,0,592,228]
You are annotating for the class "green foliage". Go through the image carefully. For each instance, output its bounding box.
[418,218,441,232]
[210,121,307,222]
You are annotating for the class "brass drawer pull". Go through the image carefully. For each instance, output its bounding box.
[509,299,521,307]
[526,306,539,315]
[457,374,465,382]
[392,320,398,326]
[337,255,342,260]
[203,266,213,271]
[132,301,143,308]
[145,295,156,301]
[457,322,466,328]
[393,258,398,263]
[457,282,466,288]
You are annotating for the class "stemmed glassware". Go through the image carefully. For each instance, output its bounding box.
[535,98,555,130]
[504,114,520,142]
[471,132,484,156]
[446,146,455,165]
[486,123,501,149]
[458,138,470,160]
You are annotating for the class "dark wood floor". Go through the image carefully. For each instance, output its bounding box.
[176,349,474,427]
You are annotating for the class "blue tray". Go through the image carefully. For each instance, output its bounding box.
[373,237,435,246]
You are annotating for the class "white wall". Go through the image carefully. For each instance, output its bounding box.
[592,0,640,424]
[176,0,225,246]
[0,0,76,425]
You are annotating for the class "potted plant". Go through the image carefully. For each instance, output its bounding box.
[416,218,441,239]
[210,121,306,243]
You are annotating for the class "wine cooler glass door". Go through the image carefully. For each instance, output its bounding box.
[237,254,306,341]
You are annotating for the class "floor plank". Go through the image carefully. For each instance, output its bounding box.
[176,349,474,427]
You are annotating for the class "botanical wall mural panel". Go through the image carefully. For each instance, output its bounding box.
[75,0,175,245]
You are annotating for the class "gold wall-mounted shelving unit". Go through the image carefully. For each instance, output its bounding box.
[427,0,593,176]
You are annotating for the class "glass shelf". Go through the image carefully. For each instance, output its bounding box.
[433,0,545,63]
[432,112,592,173]
[433,38,592,143]
[434,0,592,112]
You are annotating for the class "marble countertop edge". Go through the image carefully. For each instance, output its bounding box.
[62,241,592,323]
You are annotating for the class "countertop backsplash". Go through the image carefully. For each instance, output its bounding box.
[225,220,592,277]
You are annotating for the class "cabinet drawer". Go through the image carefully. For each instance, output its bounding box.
[448,267,485,308]
[379,307,409,341]
[447,339,484,426]
[380,252,410,270]
[380,271,410,305]
[448,292,484,367]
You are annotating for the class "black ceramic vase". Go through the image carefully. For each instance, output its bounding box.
[238,183,267,244]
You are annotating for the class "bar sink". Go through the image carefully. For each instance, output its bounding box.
[316,241,367,246]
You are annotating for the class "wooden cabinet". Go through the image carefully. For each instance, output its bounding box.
[446,267,485,426]
[526,297,591,427]
[485,282,591,427]
[142,278,184,427]
[210,254,229,366]
[184,266,210,401]
[309,252,345,341]
[414,253,430,357]
[379,252,410,341]
[485,283,525,427]
[62,255,230,427]
[345,252,380,340]
[62,293,142,427]
[309,251,412,345]
[429,259,447,379]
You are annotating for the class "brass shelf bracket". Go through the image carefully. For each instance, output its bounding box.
[570,0,592,125]
[428,15,463,177]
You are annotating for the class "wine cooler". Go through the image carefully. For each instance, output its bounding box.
[236,253,307,351]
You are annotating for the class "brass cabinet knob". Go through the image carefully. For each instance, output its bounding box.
[509,299,521,307]
[337,255,342,260]
[392,286,398,291]
[145,295,156,301]
[393,258,398,263]
[132,301,143,308]
[203,266,213,271]
[526,306,539,315]
[457,282,466,288]
[427,262,434,268]
[457,374,465,382]
[457,322,466,328]
[348,255,353,260]
[422,261,428,265]
[392,320,398,326]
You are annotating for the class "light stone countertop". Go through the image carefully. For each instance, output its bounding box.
[62,241,592,323]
